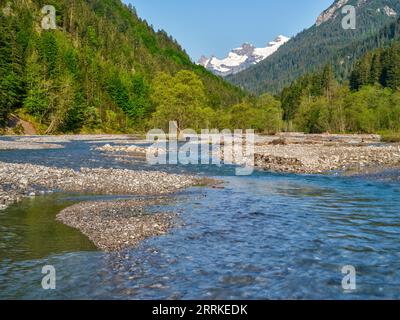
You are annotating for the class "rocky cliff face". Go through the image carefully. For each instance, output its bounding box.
[316,0,350,26]
[316,0,397,26]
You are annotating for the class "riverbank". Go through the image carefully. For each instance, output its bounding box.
[0,160,203,251]
[2,133,399,252]
[0,134,142,151]
[0,161,199,210]
[253,134,400,174]
[94,133,400,174]
[0,135,216,253]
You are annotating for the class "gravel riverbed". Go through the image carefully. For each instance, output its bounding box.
[0,161,198,210]
[0,160,201,251]
[94,133,400,174]
[57,199,177,252]
[0,135,214,252]
[0,141,64,150]
[253,143,400,174]
[2,133,399,252]
[253,134,400,174]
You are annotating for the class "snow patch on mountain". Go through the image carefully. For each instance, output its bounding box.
[199,35,290,77]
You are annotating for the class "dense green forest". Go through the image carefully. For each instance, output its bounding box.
[0,0,251,134]
[228,0,400,95]
[281,41,400,134]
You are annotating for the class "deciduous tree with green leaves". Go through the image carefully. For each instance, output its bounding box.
[150,71,210,131]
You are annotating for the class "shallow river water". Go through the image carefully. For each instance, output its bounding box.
[0,136,400,299]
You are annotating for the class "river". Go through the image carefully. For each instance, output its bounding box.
[0,136,400,299]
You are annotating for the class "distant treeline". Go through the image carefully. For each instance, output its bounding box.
[281,42,400,134]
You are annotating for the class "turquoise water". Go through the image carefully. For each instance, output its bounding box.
[0,137,400,299]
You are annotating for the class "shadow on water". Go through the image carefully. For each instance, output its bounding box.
[0,194,97,263]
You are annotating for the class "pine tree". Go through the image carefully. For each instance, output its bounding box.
[384,42,400,90]
[321,64,335,100]
[46,74,75,134]
[23,50,50,122]
[350,57,371,91]
[0,12,24,126]
[369,50,382,85]
[40,32,59,77]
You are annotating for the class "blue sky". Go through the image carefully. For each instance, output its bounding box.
[124,0,334,61]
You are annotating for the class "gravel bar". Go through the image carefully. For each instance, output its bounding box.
[0,161,198,210]
[0,141,64,150]
[253,135,400,174]
[57,199,177,252]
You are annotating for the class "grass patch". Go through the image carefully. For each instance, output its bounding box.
[380,132,400,143]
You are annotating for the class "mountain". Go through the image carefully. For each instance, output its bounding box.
[227,0,400,94]
[198,36,290,77]
[0,0,244,133]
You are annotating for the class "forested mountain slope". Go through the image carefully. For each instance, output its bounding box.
[0,0,244,133]
[227,0,400,95]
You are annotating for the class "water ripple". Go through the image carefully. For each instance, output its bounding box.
[1,137,400,299]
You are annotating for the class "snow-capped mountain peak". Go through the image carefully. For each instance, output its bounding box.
[199,35,290,77]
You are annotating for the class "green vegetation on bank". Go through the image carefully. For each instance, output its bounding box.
[381,131,400,143]
[281,42,400,134]
[149,70,282,133]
